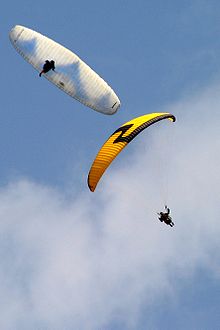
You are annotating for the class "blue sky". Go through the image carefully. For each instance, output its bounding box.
[1,1,220,329]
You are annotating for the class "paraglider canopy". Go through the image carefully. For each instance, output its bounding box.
[9,25,121,114]
[88,112,176,192]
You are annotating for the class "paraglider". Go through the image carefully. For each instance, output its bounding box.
[157,205,174,227]
[88,112,176,192]
[9,25,120,115]
[39,60,55,77]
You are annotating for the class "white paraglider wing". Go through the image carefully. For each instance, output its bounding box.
[9,25,120,115]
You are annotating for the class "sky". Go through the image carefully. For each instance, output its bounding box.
[1,0,220,329]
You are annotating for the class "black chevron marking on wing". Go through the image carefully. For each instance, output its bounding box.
[112,124,134,144]
[112,114,176,145]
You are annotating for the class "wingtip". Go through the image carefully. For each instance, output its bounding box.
[87,177,95,192]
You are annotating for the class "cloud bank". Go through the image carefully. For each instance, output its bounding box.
[1,84,220,329]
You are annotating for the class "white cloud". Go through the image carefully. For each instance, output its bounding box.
[0,84,220,329]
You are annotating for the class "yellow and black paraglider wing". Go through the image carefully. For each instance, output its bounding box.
[88,112,176,192]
